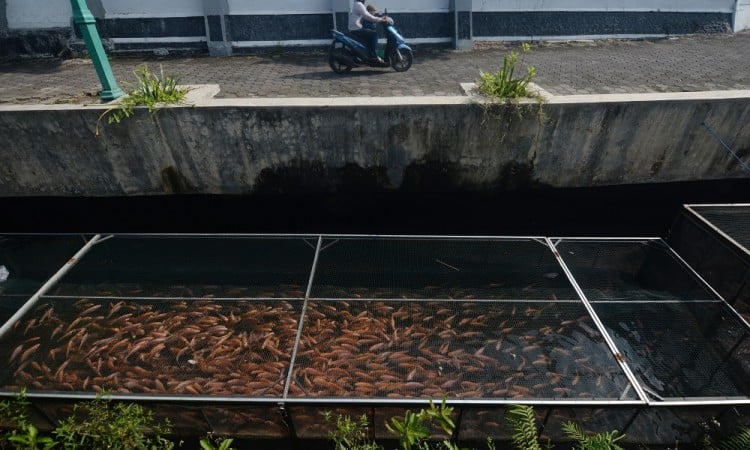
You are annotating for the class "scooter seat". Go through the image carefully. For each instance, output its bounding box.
[347,32,369,47]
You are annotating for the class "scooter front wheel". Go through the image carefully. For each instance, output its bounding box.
[329,43,353,74]
[390,48,413,72]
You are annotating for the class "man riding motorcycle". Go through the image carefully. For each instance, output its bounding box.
[348,0,388,63]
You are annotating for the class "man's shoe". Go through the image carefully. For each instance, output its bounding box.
[374,56,385,64]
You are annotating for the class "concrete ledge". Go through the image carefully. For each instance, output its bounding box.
[458,82,750,104]
[2,88,750,112]
[460,82,553,102]
[102,84,220,106]
[546,89,750,104]
[183,84,221,103]
[1,89,749,197]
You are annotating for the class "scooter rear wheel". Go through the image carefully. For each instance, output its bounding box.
[390,48,413,72]
[329,44,353,74]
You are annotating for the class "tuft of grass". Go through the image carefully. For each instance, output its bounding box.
[477,43,538,101]
[96,64,189,136]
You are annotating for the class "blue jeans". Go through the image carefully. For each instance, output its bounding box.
[350,28,378,58]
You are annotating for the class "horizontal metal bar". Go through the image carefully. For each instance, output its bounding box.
[306,297,583,303]
[0,391,284,403]
[40,295,583,304]
[63,233,551,241]
[649,399,750,406]
[313,234,549,240]
[586,299,722,304]
[279,398,647,406]
[42,296,721,305]
[72,233,321,239]
[7,390,747,407]
[549,236,662,241]
[0,233,672,240]
[685,203,750,208]
[40,295,307,301]
[0,390,645,406]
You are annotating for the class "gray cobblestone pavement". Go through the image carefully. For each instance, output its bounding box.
[1,31,749,104]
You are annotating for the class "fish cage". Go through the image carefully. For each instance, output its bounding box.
[669,204,750,319]
[1,233,749,447]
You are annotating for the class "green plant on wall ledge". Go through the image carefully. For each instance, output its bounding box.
[95,64,190,136]
[477,43,541,103]
[475,43,546,144]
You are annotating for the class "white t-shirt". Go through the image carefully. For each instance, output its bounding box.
[348,2,381,31]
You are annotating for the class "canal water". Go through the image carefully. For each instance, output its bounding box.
[1,179,748,236]
[1,179,749,450]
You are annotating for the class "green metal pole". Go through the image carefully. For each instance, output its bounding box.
[70,0,124,101]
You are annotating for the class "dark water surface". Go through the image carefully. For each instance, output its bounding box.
[1,180,749,450]
[1,179,748,236]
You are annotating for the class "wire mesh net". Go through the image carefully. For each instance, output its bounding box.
[0,235,86,295]
[2,234,750,444]
[46,236,318,298]
[689,205,750,254]
[456,406,516,441]
[288,299,636,401]
[625,405,745,446]
[594,301,750,400]
[555,239,717,302]
[541,407,637,443]
[668,210,748,306]
[311,237,577,300]
[203,405,288,438]
[1,297,26,330]
[0,235,87,326]
[1,298,302,397]
[148,404,212,436]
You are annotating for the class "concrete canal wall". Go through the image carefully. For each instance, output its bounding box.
[0,0,745,57]
[0,91,748,197]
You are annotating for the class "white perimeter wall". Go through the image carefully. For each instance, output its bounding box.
[4,0,740,29]
[5,0,204,28]
[472,0,735,12]
[7,0,71,29]
[228,0,334,14]
[101,0,202,18]
[227,0,449,14]
[737,0,750,30]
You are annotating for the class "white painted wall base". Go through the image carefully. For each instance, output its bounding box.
[736,0,750,30]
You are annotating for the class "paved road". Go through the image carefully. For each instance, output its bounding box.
[1,31,749,104]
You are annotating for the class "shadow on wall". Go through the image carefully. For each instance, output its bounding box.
[0,28,78,59]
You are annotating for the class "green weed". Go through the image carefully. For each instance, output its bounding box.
[95,64,189,136]
[562,420,626,450]
[322,411,381,450]
[199,433,236,450]
[52,394,176,450]
[477,43,539,101]
[386,398,467,450]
